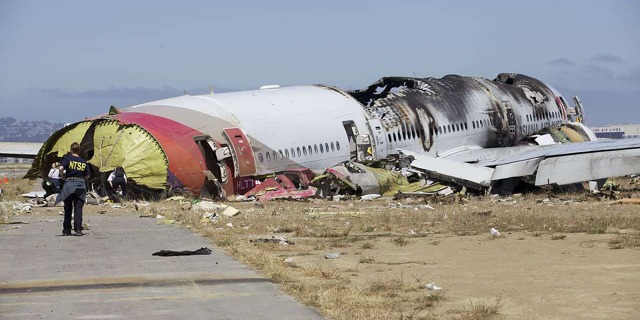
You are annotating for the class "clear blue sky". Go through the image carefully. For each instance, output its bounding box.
[1,0,638,125]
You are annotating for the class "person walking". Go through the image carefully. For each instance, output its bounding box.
[107,166,127,201]
[56,142,91,236]
[47,162,61,193]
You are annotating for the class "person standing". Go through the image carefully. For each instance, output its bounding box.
[47,162,61,193]
[107,166,127,201]
[56,142,91,236]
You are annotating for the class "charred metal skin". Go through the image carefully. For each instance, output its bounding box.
[349,73,568,155]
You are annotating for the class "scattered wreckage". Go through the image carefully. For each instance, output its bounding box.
[9,72,640,201]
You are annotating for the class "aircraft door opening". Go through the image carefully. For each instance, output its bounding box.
[193,135,226,199]
[342,121,359,161]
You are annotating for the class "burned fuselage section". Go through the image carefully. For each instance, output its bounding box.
[348,73,575,157]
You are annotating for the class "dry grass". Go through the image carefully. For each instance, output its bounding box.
[0,178,38,202]
[150,191,640,319]
[608,232,640,249]
[454,297,502,320]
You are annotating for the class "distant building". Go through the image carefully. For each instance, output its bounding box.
[590,125,640,139]
[0,157,33,164]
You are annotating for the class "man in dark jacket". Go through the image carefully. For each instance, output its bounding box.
[56,142,91,236]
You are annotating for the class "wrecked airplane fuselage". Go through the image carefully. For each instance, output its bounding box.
[26,73,599,198]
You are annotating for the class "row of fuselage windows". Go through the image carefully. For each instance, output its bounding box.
[434,118,493,136]
[526,111,561,122]
[256,141,341,163]
[385,118,494,143]
[431,110,562,137]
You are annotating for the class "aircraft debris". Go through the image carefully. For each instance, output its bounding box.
[609,198,640,205]
[360,194,381,201]
[283,256,297,266]
[306,211,366,217]
[324,252,340,259]
[250,236,294,245]
[221,206,240,217]
[134,202,150,211]
[192,201,226,212]
[152,247,212,256]
[490,228,501,237]
[425,283,442,291]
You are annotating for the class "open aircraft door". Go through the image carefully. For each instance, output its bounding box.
[366,119,388,160]
[221,128,257,177]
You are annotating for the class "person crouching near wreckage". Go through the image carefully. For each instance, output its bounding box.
[107,166,127,202]
[56,142,91,236]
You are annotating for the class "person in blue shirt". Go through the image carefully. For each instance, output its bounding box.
[56,142,91,236]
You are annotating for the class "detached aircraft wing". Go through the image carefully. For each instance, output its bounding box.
[0,142,42,159]
[403,138,640,191]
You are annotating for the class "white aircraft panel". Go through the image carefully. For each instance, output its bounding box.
[535,149,640,186]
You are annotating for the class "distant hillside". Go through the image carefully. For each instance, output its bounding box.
[0,117,65,143]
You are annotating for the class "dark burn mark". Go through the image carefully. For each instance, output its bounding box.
[0,277,271,294]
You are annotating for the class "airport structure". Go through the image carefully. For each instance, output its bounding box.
[590,125,640,139]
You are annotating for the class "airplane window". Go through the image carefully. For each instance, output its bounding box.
[297,147,302,157]
[393,132,397,142]
[447,124,451,133]
[273,151,277,160]
[314,144,318,154]
[331,142,335,151]
[320,143,324,153]
[388,133,392,142]
[308,145,312,155]
[336,141,340,151]
[285,149,290,158]
[402,129,407,140]
[279,150,284,159]
[325,143,329,152]
[266,152,271,162]
[464,122,468,130]
[303,146,307,156]
[412,126,417,139]
[258,153,264,163]
[472,121,476,129]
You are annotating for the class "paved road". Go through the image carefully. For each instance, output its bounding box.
[0,213,323,319]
